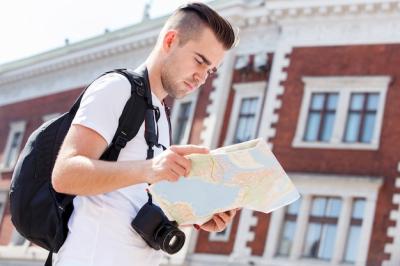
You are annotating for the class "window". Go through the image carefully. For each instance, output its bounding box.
[303,197,341,260]
[343,93,379,143]
[1,121,26,171]
[224,81,266,145]
[277,199,301,256]
[293,76,390,150]
[0,192,6,223]
[170,90,198,145]
[209,222,233,242]
[9,229,28,246]
[233,97,259,143]
[173,102,192,144]
[343,198,365,263]
[263,174,381,265]
[304,93,338,142]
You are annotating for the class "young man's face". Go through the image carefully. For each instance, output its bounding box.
[160,27,227,99]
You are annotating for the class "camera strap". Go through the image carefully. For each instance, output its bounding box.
[142,68,172,203]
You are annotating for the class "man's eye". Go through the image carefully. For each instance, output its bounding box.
[195,58,204,65]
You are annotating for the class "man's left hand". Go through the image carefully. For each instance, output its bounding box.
[195,208,239,232]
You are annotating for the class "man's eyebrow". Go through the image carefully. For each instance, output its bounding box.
[195,52,218,73]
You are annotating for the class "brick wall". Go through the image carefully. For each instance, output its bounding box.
[272,44,400,265]
[195,53,274,255]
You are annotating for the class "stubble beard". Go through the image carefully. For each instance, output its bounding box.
[160,66,187,100]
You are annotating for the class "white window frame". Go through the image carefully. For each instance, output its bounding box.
[0,192,6,224]
[263,173,382,266]
[209,222,234,242]
[224,81,266,146]
[0,121,26,172]
[292,76,390,150]
[42,112,61,122]
[170,90,199,145]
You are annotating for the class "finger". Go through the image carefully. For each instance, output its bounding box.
[213,215,226,231]
[228,209,237,218]
[166,169,180,182]
[217,212,231,223]
[170,153,191,175]
[169,162,187,178]
[170,145,209,156]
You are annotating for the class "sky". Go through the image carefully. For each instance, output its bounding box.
[0,0,207,65]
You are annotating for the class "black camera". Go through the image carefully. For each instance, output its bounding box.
[131,200,186,254]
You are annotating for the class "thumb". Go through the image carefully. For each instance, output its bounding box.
[170,145,209,156]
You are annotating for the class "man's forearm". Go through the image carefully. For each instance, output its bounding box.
[52,156,151,196]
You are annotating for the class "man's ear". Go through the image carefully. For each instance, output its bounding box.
[162,30,178,52]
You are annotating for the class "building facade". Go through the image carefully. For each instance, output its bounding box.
[1,1,400,265]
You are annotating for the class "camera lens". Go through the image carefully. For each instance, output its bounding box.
[160,227,185,254]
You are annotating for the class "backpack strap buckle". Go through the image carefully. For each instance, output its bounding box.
[115,133,128,149]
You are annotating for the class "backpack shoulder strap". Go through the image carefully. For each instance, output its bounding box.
[100,69,150,161]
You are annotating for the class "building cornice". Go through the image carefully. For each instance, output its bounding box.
[1,0,399,85]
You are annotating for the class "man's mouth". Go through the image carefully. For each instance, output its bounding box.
[184,81,195,91]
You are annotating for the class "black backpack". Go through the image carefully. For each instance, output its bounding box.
[9,67,169,265]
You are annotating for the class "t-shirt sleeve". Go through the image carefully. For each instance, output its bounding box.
[72,73,131,145]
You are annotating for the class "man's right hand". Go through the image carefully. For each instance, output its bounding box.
[146,145,209,183]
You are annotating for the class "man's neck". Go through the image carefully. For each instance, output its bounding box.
[145,56,168,102]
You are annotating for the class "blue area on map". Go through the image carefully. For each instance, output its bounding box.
[152,178,240,217]
[250,149,276,169]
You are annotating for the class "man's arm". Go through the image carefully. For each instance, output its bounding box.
[52,124,208,196]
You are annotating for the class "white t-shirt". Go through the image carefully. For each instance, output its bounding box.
[54,71,170,266]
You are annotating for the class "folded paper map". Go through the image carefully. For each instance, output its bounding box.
[149,138,300,225]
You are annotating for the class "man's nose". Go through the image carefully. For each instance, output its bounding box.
[195,70,208,86]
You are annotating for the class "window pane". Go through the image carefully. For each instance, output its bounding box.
[361,113,376,143]
[344,226,362,263]
[287,199,301,215]
[367,94,379,110]
[311,197,326,216]
[326,198,342,217]
[234,98,258,143]
[319,224,336,260]
[277,221,296,256]
[304,223,321,257]
[10,230,26,246]
[327,94,338,110]
[5,131,23,167]
[344,113,361,142]
[234,118,246,143]
[173,102,192,144]
[183,102,192,116]
[350,94,365,110]
[304,113,321,141]
[249,98,259,113]
[352,199,365,219]
[320,113,335,142]
[241,99,250,113]
[311,94,325,110]
[216,228,227,236]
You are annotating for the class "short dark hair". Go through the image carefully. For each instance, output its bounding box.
[165,2,237,50]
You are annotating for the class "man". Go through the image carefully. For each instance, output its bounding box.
[52,2,238,266]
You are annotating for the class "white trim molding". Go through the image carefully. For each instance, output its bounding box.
[0,121,26,172]
[224,81,266,146]
[170,90,199,145]
[200,50,236,148]
[263,173,382,266]
[383,162,400,266]
[258,43,292,150]
[292,76,390,150]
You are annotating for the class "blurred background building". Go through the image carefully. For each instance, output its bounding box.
[1,0,400,265]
